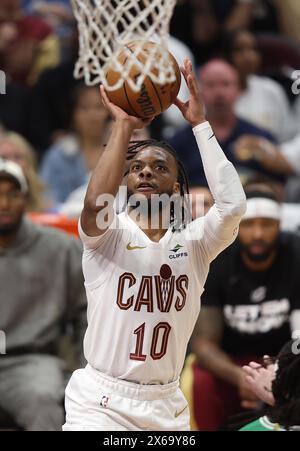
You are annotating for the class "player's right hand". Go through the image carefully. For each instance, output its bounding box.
[100,85,154,130]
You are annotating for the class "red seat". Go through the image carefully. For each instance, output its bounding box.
[27,213,79,237]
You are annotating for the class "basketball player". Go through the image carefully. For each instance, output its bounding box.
[63,59,247,431]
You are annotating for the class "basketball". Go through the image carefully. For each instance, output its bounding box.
[105,41,181,119]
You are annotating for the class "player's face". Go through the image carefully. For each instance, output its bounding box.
[0,179,26,235]
[127,147,180,198]
[239,217,280,262]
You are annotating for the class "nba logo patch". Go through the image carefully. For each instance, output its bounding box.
[100,395,109,408]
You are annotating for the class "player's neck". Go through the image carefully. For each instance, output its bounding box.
[128,208,168,242]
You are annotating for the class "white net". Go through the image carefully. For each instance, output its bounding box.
[71,0,177,92]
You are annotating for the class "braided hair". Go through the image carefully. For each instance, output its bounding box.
[268,340,300,430]
[126,139,192,232]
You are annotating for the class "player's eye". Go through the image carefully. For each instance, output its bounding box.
[131,164,142,171]
[156,165,167,172]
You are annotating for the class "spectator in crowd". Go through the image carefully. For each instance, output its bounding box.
[187,185,300,431]
[21,0,75,62]
[241,339,300,431]
[223,29,297,142]
[171,0,255,65]
[0,132,47,212]
[40,84,111,208]
[169,59,280,186]
[190,185,214,219]
[0,158,87,431]
[234,134,300,212]
[273,0,300,46]
[0,0,60,86]
[60,127,151,218]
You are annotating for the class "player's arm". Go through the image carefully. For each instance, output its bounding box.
[192,307,258,406]
[81,87,153,237]
[175,60,246,257]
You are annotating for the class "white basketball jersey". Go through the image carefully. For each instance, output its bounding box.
[79,206,237,385]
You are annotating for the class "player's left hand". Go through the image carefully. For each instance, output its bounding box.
[100,85,154,130]
[174,59,206,128]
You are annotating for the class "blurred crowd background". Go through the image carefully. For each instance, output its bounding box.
[1,0,300,431]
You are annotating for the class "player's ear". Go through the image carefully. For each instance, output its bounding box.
[173,182,180,194]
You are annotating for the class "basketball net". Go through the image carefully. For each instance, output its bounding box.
[71,0,177,92]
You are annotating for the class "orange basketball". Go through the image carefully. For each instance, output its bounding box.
[105,41,181,119]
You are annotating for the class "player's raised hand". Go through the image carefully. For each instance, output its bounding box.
[174,59,206,128]
[100,85,154,130]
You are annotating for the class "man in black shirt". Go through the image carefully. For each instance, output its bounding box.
[189,186,300,431]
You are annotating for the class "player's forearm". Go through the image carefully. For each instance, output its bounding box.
[192,338,242,386]
[84,120,133,210]
[193,122,246,219]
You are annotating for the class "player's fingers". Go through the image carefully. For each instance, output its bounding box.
[187,74,198,97]
[174,97,186,111]
[180,67,188,85]
[249,361,262,369]
[100,85,111,107]
[242,365,257,377]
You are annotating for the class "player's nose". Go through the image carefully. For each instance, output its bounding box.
[139,166,153,178]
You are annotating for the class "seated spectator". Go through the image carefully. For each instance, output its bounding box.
[223,29,297,142]
[21,0,75,62]
[0,158,87,431]
[274,0,300,46]
[241,339,300,431]
[234,133,300,204]
[187,185,300,431]
[0,132,47,212]
[169,59,282,186]
[171,0,255,65]
[0,0,60,86]
[60,128,151,218]
[190,185,214,219]
[40,84,111,208]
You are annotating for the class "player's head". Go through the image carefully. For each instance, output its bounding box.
[126,140,191,230]
[223,29,261,80]
[199,59,240,118]
[239,184,281,263]
[268,340,300,429]
[0,158,28,236]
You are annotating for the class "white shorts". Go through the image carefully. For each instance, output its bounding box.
[63,365,190,431]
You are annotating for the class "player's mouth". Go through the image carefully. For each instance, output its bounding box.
[136,182,157,193]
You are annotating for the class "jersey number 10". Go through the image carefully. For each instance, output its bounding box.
[130,322,171,361]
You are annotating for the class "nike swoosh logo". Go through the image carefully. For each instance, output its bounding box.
[175,405,188,418]
[126,243,147,251]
